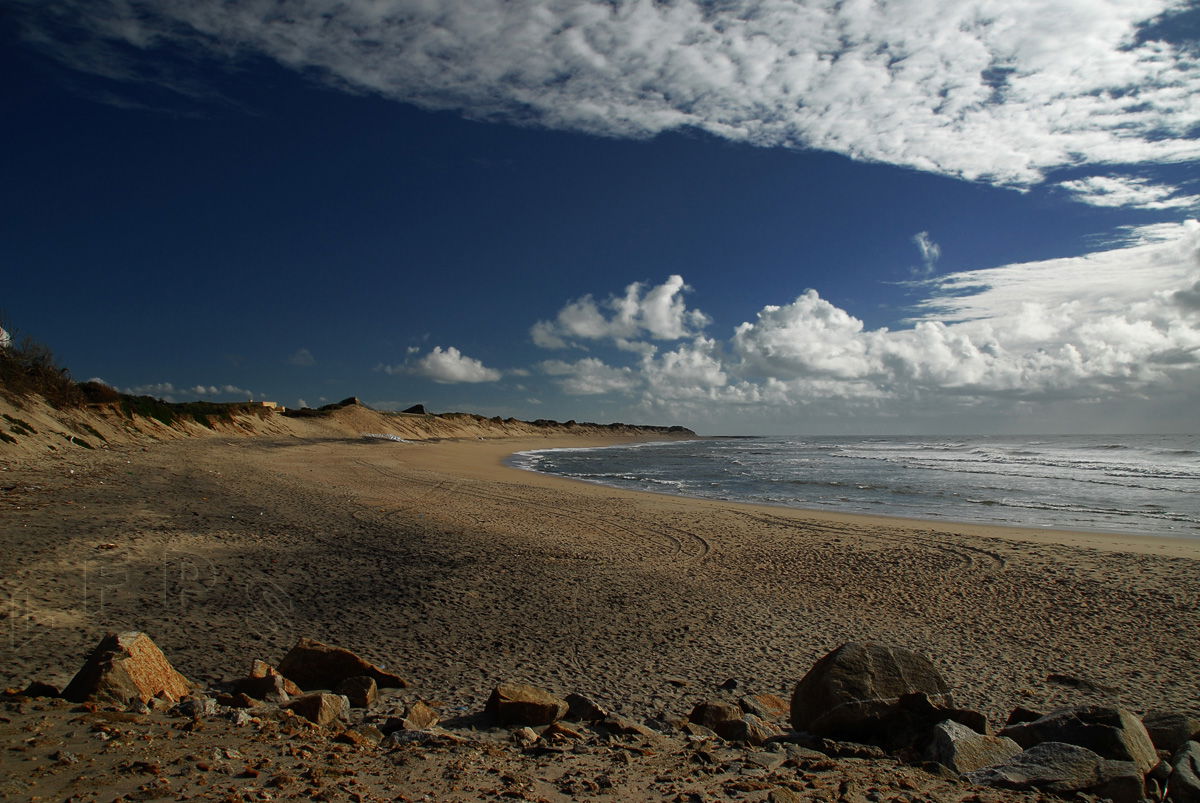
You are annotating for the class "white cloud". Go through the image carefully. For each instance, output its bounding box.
[539,358,640,395]
[286,347,316,366]
[912,231,941,276]
[1058,176,1200,210]
[528,222,1200,419]
[531,275,708,349]
[21,1,1200,196]
[122,382,256,402]
[403,346,502,384]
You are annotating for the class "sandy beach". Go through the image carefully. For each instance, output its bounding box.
[6,431,1198,724]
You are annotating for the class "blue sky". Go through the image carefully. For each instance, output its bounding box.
[3,0,1198,435]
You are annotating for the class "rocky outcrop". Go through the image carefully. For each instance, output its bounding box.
[923,719,1022,774]
[965,742,1145,803]
[484,683,568,726]
[61,632,192,705]
[999,705,1157,773]
[789,642,953,741]
[276,637,406,691]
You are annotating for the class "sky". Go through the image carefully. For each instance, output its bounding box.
[2,0,1199,435]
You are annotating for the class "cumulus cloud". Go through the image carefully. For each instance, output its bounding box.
[17,0,1200,196]
[532,275,708,349]
[390,346,503,383]
[1058,176,1200,210]
[527,222,1200,416]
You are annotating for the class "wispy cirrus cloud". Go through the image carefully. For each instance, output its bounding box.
[1058,176,1200,210]
[122,382,257,402]
[13,0,1200,201]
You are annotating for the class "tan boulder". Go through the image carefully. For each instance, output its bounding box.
[401,700,440,730]
[276,637,406,691]
[485,682,568,726]
[283,692,347,727]
[61,632,192,705]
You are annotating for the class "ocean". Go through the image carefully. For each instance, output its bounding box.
[511,434,1200,538]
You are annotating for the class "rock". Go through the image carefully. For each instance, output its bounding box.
[334,676,378,709]
[232,674,291,704]
[171,696,217,718]
[1169,741,1200,803]
[248,660,302,696]
[923,719,1022,774]
[400,700,439,730]
[564,692,609,722]
[712,714,783,746]
[999,705,1158,773]
[61,632,193,705]
[276,637,406,691]
[20,681,60,698]
[337,724,383,749]
[511,727,539,746]
[789,642,952,740]
[718,678,739,690]
[689,700,743,729]
[283,692,347,727]
[484,683,568,726]
[1142,710,1200,754]
[1005,707,1045,726]
[966,742,1145,803]
[542,721,587,741]
[740,693,790,721]
[599,715,659,739]
[681,721,719,740]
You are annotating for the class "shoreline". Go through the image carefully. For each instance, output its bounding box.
[497,437,1200,557]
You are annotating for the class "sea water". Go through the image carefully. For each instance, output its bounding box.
[511,434,1200,538]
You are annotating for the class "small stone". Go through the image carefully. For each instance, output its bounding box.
[400,700,439,730]
[248,660,303,696]
[512,726,539,745]
[712,714,783,746]
[599,715,659,739]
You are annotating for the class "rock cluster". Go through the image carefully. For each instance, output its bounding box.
[21,633,1200,802]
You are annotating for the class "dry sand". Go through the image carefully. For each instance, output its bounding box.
[5,433,1197,715]
[2,430,1198,800]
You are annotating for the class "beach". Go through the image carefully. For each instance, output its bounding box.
[6,431,1198,724]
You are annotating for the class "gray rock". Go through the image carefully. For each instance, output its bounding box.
[1169,740,1200,803]
[789,642,952,740]
[1142,710,1200,754]
[965,741,1145,803]
[924,719,1023,774]
[999,705,1158,773]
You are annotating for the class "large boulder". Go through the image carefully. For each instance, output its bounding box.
[966,742,1145,803]
[62,632,192,705]
[276,637,406,691]
[1169,741,1200,803]
[484,683,568,726]
[1142,710,1200,754]
[924,719,1023,774]
[999,705,1157,773]
[789,642,953,740]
